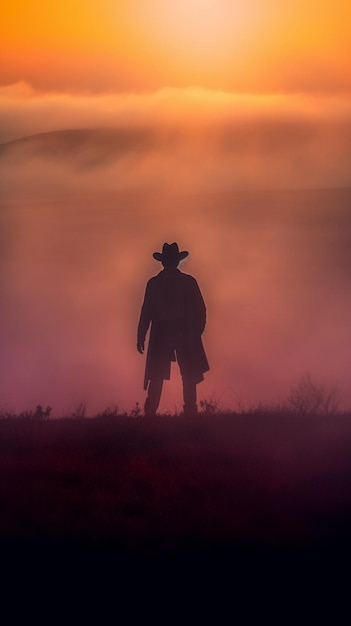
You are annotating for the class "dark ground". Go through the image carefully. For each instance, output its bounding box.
[1,412,350,614]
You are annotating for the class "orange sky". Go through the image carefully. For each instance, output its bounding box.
[2,0,351,93]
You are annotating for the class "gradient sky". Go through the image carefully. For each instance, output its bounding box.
[1,2,351,414]
[2,0,351,93]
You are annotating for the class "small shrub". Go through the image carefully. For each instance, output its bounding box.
[199,395,220,415]
[72,402,87,419]
[130,402,142,418]
[286,375,342,416]
[95,405,119,419]
[33,405,52,419]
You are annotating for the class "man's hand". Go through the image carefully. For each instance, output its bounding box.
[137,341,145,354]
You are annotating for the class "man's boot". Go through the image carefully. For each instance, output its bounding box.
[183,403,198,416]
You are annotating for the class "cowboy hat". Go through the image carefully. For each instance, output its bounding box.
[153,242,189,263]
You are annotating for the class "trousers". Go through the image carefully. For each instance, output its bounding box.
[144,376,197,416]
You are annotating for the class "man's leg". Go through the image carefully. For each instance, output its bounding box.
[182,376,198,415]
[144,378,163,416]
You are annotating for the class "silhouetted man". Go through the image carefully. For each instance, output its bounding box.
[137,242,209,416]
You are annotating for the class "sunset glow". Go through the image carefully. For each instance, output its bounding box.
[128,0,267,73]
[2,1,351,91]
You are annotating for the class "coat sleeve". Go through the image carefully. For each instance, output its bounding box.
[195,280,207,334]
[137,279,153,345]
[188,277,206,335]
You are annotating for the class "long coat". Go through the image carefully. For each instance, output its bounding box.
[137,267,209,390]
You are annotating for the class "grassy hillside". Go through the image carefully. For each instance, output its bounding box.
[2,411,351,548]
[2,410,350,612]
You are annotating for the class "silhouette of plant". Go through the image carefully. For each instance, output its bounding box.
[33,405,52,419]
[130,402,142,418]
[199,395,220,414]
[286,375,342,416]
[95,405,119,419]
[2,405,52,420]
[0,405,16,419]
[72,402,87,419]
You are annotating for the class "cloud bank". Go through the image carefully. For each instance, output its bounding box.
[1,83,351,191]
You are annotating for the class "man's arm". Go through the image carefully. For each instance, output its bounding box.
[137,280,152,354]
[189,277,206,334]
[195,280,206,334]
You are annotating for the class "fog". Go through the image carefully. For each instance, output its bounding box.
[1,84,351,414]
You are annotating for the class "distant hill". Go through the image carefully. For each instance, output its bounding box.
[0,128,158,167]
[0,120,322,163]
[2,126,351,188]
